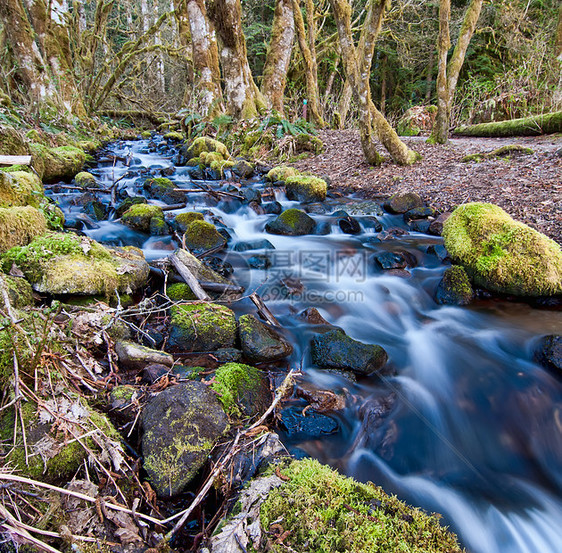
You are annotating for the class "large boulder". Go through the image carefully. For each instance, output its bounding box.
[143,177,186,205]
[0,206,47,253]
[168,302,237,351]
[141,382,229,497]
[183,220,227,253]
[29,143,86,182]
[310,329,388,376]
[178,137,229,165]
[1,232,149,295]
[0,170,44,208]
[442,203,562,296]
[266,165,298,184]
[238,314,293,362]
[285,175,327,203]
[265,208,316,236]
[121,204,165,234]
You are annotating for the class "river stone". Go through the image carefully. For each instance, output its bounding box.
[264,201,283,215]
[143,177,186,205]
[442,202,562,296]
[265,208,316,236]
[168,302,237,351]
[233,239,275,252]
[183,220,227,253]
[285,176,327,203]
[338,215,361,234]
[374,251,408,270]
[114,340,173,370]
[141,382,228,497]
[435,266,474,305]
[428,212,451,236]
[238,314,293,362]
[310,329,388,376]
[233,160,254,178]
[345,201,384,217]
[404,206,436,223]
[280,406,339,439]
[534,335,562,378]
[121,204,164,233]
[383,192,424,214]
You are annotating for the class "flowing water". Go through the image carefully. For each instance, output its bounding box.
[47,137,562,553]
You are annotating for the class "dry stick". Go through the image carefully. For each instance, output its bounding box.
[169,252,210,301]
[0,522,62,553]
[159,369,297,539]
[0,473,164,525]
[249,292,281,327]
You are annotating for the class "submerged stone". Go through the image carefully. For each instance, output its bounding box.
[374,251,408,270]
[141,382,228,497]
[238,314,293,362]
[279,406,339,439]
[233,239,275,252]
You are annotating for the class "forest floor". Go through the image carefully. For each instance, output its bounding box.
[292,130,562,245]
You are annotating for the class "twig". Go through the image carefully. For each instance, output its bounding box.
[249,292,281,327]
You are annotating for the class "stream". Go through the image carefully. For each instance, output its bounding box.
[47,136,562,553]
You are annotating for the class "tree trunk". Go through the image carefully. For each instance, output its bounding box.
[186,0,223,116]
[292,0,325,126]
[425,46,434,103]
[380,54,387,115]
[337,80,353,128]
[454,111,562,137]
[330,0,419,166]
[262,0,295,114]
[556,5,562,60]
[207,0,265,119]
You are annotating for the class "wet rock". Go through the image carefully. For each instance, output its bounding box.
[383,192,424,214]
[183,220,227,253]
[310,329,388,376]
[114,196,147,219]
[265,208,316,236]
[298,307,332,326]
[385,269,411,278]
[435,266,474,305]
[266,165,298,183]
[248,255,271,270]
[173,211,204,233]
[428,212,451,236]
[363,216,383,232]
[338,215,361,234]
[238,314,293,362]
[74,171,99,188]
[143,177,186,205]
[213,347,243,363]
[534,335,562,378]
[249,201,265,215]
[149,215,169,235]
[264,201,283,215]
[346,201,384,217]
[109,385,138,421]
[233,159,254,178]
[233,239,275,252]
[374,251,408,270]
[427,244,450,262]
[296,382,346,412]
[305,203,327,214]
[141,382,228,497]
[404,206,436,223]
[285,176,327,203]
[121,204,164,233]
[161,166,176,177]
[408,219,431,233]
[203,256,233,277]
[242,188,261,204]
[168,302,237,351]
[377,227,408,241]
[115,340,174,371]
[279,406,339,439]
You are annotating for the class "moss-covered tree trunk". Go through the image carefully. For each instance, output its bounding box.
[429,0,483,144]
[262,0,295,114]
[208,0,266,119]
[186,0,223,117]
[292,0,325,126]
[556,5,562,60]
[454,111,562,137]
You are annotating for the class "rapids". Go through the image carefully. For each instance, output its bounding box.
[47,137,562,553]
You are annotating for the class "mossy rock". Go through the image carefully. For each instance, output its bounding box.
[141,381,229,497]
[210,362,270,418]
[442,203,562,296]
[461,154,485,163]
[0,206,48,253]
[0,170,44,208]
[184,137,229,162]
[266,166,298,183]
[258,458,463,553]
[121,204,164,233]
[0,273,34,309]
[114,196,147,219]
[143,177,185,205]
[165,282,197,301]
[435,266,474,305]
[265,208,316,236]
[285,175,327,203]
[174,211,204,233]
[238,314,293,362]
[74,171,98,188]
[168,302,237,351]
[0,125,28,155]
[487,144,534,158]
[294,133,324,154]
[1,232,150,296]
[164,131,184,142]
[29,143,86,182]
[183,220,227,253]
[383,192,425,214]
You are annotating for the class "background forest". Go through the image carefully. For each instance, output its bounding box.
[0,0,560,136]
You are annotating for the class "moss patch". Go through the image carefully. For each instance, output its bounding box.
[266,166,298,183]
[442,203,562,296]
[174,211,204,233]
[0,170,44,208]
[29,143,86,182]
[285,175,327,203]
[187,137,230,160]
[260,458,463,553]
[183,220,226,252]
[74,171,98,188]
[121,204,164,233]
[0,206,48,253]
[165,282,196,301]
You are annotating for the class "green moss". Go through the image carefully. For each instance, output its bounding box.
[442,203,562,296]
[285,175,327,202]
[121,204,164,232]
[0,273,34,309]
[0,206,48,253]
[174,211,204,232]
[454,111,562,137]
[266,166,298,183]
[210,159,235,175]
[295,133,324,154]
[184,220,226,251]
[74,171,97,188]
[187,137,230,159]
[164,131,184,141]
[461,154,484,163]
[260,459,463,553]
[166,282,196,301]
[210,362,262,418]
[29,143,86,182]
[204,152,224,165]
[0,170,44,208]
[140,131,152,139]
[0,126,28,155]
[488,145,534,157]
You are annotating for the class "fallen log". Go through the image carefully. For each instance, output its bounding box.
[454,110,562,137]
[0,155,32,166]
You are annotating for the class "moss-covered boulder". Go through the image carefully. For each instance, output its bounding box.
[114,196,147,219]
[210,362,270,418]
[1,232,150,296]
[442,203,562,296]
[168,302,237,351]
[0,273,34,309]
[173,211,204,233]
[285,175,327,203]
[0,170,47,211]
[141,381,229,497]
[183,220,227,253]
[0,125,28,155]
[29,143,86,182]
[164,131,184,142]
[435,266,474,305]
[121,204,165,234]
[74,171,98,188]
[238,314,293,362]
[0,206,48,253]
[253,458,464,553]
[143,177,186,205]
[294,133,324,154]
[310,329,388,376]
[265,208,316,236]
[179,137,230,165]
[383,192,425,214]
[266,166,298,184]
